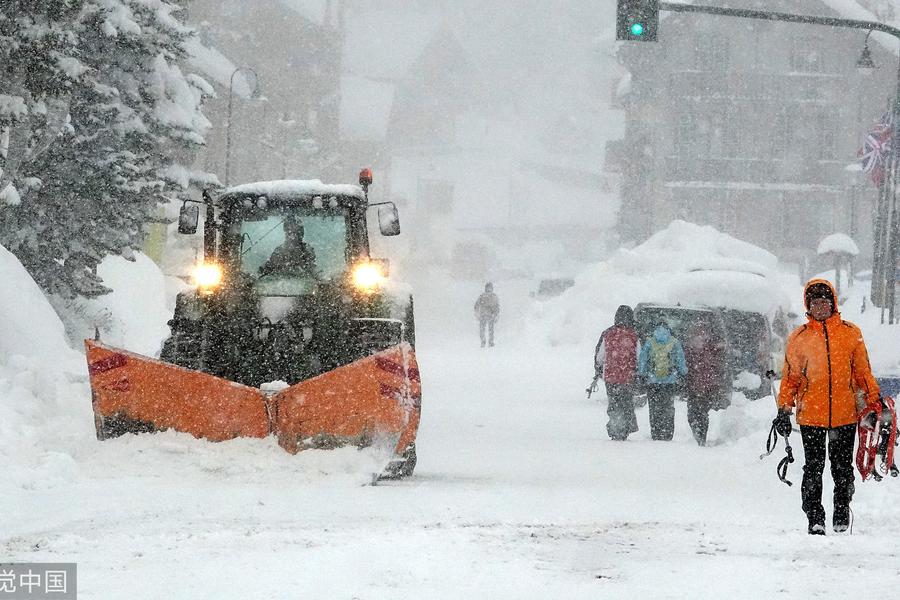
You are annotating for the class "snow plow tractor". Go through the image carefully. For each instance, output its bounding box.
[85,170,421,477]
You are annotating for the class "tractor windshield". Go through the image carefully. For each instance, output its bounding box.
[237,210,349,295]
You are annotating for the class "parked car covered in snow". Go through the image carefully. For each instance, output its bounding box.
[667,267,789,400]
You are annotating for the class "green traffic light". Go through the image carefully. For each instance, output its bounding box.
[630,22,644,36]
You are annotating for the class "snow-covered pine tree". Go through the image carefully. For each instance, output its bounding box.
[0,1,83,206]
[0,0,215,298]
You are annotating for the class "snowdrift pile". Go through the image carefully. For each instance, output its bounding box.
[51,252,174,357]
[0,244,90,487]
[525,220,799,346]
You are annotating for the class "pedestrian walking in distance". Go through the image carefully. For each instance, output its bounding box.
[474,282,500,348]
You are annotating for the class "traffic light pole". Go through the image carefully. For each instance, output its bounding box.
[657,2,900,322]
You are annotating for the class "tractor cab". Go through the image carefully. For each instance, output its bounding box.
[164,173,412,386]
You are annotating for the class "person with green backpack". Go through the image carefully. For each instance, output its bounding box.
[637,321,688,440]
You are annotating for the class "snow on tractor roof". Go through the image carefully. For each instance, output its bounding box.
[224,180,367,201]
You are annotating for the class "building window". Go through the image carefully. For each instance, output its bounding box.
[695,35,730,71]
[816,114,836,160]
[790,37,824,73]
[417,179,454,216]
[720,193,738,234]
[694,35,731,71]
[708,111,730,158]
[771,110,793,160]
[674,112,697,157]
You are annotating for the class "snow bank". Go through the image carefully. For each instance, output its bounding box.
[0,244,89,486]
[524,220,797,346]
[0,244,79,369]
[817,233,859,256]
[619,220,778,274]
[95,253,171,356]
[53,252,172,357]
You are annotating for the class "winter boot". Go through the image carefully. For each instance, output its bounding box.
[807,509,826,536]
[807,521,826,535]
[833,506,850,533]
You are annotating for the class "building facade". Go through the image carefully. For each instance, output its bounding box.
[184,0,344,186]
[610,0,897,272]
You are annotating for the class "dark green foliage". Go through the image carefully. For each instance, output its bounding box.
[0,1,211,297]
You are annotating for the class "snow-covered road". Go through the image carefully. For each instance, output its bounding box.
[4,281,900,598]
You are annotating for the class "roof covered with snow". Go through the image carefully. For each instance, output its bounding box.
[817,232,860,255]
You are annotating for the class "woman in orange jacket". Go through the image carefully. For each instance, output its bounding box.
[775,279,880,535]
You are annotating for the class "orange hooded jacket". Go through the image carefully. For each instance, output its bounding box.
[777,279,880,428]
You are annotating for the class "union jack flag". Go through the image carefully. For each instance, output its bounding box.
[859,111,894,187]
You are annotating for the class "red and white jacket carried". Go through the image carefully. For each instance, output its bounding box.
[595,325,640,385]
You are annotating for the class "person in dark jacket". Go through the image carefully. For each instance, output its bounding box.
[637,321,687,441]
[259,215,317,277]
[595,305,641,440]
[683,321,727,446]
[474,282,500,347]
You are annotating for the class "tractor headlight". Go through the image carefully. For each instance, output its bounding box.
[352,261,386,293]
[192,262,223,292]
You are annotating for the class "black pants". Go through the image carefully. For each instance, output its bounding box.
[647,384,676,441]
[799,424,856,525]
[606,382,639,440]
[686,392,712,446]
[479,318,496,346]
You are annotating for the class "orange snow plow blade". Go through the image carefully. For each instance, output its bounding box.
[85,340,420,455]
[86,340,269,441]
[276,345,421,454]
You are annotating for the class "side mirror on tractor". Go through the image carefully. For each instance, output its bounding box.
[378,204,401,236]
[178,202,200,235]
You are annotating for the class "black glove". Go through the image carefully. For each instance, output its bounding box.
[595,365,603,378]
[773,410,793,437]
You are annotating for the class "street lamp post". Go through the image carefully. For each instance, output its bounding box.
[225,67,260,186]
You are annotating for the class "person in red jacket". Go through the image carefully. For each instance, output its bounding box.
[683,321,727,446]
[595,305,640,440]
[775,279,880,535]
